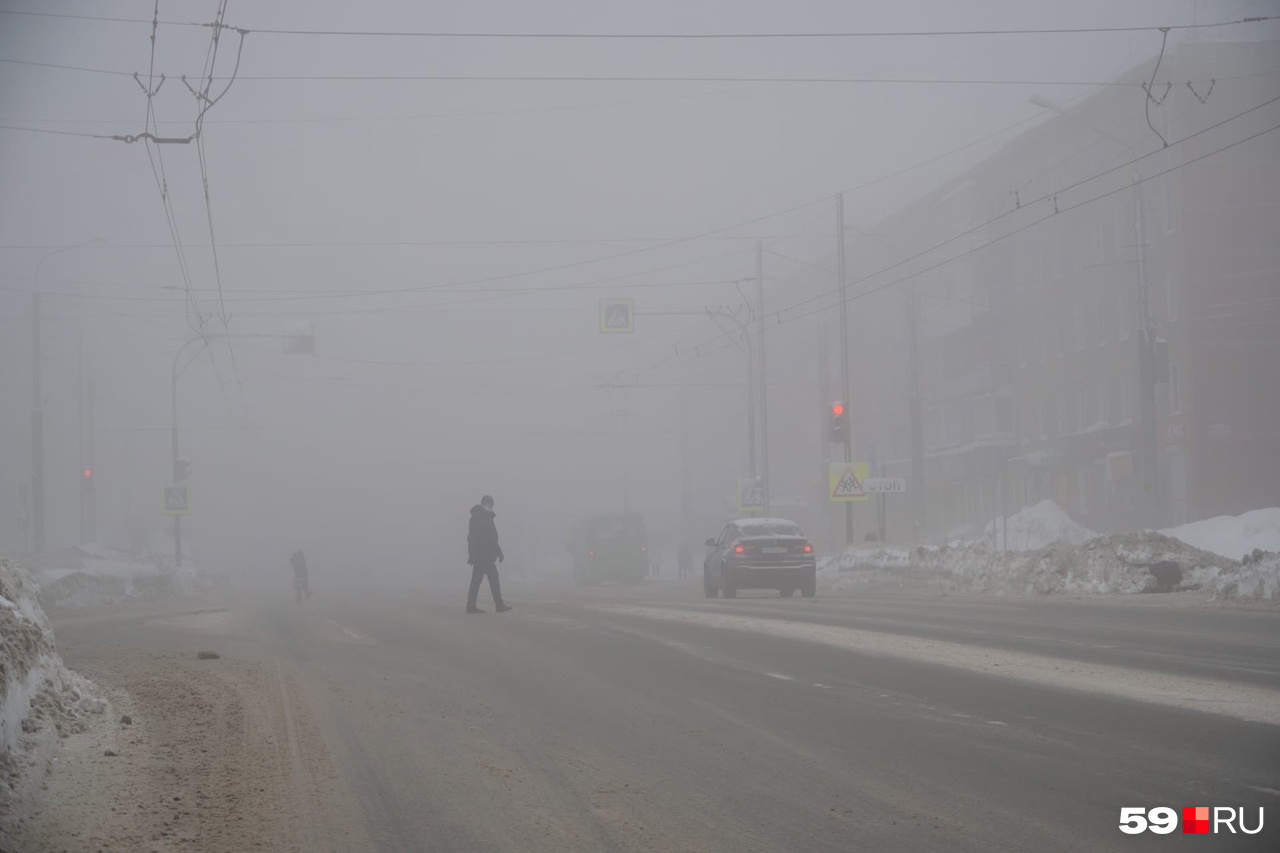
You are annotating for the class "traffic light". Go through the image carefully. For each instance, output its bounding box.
[829,402,849,445]
[82,467,93,480]
[173,457,191,483]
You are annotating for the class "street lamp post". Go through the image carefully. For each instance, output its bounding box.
[30,237,101,553]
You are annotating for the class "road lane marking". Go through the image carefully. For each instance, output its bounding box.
[591,604,1280,726]
[765,672,795,681]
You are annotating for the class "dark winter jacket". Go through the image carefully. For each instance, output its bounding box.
[468,505,504,564]
[290,551,307,575]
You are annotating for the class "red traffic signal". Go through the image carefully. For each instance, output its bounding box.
[829,402,849,444]
[82,467,93,478]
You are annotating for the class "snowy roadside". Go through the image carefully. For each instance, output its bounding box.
[22,544,223,608]
[819,503,1280,604]
[0,556,109,846]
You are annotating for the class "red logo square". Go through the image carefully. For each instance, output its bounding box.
[1183,806,1210,834]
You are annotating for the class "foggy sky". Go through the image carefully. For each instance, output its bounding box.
[1,0,1274,578]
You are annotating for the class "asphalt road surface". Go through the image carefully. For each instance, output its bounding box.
[49,583,1280,852]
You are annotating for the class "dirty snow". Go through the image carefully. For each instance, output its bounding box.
[0,557,107,757]
[820,533,1279,601]
[1161,508,1280,561]
[23,545,220,607]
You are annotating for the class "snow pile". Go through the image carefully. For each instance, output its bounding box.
[1161,508,1280,561]
[935,532,1235,596]
[818,546,918,591]
[979,499,1098,551]
[820,532,1278,600]
[25,545,219,607]
[1184,549,1280,601]
[0,557,106,759]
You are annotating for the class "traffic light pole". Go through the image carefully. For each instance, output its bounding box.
[835,195,853,545]
[171,335,209,568]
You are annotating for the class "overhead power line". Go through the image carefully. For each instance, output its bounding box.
[642,99,1280,378]
[0,58,1152,87]
[1,8,1274,37]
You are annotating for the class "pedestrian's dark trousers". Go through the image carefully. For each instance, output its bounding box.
[467,560,505,609]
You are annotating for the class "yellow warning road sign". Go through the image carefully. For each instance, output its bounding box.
[599,298,634,333]
[828,462,869,502]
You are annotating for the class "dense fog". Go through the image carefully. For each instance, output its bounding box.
[2,0,1277,591]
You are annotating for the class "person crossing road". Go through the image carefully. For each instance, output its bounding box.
[466,495,512,614]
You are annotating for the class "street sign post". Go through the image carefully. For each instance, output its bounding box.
[828,462,869,502]
[736,478,765,512]
[599,298,635,333]
[163,483,190,515]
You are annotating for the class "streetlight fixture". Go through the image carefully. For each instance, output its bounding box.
[30,235,104,554]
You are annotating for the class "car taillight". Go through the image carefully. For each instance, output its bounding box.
[589,550,595,556]
[803,544,813,553]
[734,545,745,554]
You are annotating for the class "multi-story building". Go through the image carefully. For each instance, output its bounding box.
[755,39,1279,544]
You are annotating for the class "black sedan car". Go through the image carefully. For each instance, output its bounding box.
[703,518,817,598]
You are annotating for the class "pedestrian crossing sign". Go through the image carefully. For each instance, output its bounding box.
[829,462,869,502]
[737,478,765,512]
[599,298,635,333]
[163,483,191,515]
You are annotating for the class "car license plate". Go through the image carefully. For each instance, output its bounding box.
[762,547,787,554]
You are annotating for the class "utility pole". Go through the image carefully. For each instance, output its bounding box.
[172,360,183,566]
[1134,175,1159,526]
[756,240,770,516]
[835,194,853,544]
[78,335,85,545]
[909,282,925,541]
[679,372,691,556]
[31,290,44,553]
[86,374,96,543]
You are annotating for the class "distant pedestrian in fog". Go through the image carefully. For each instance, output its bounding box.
[291,550,311,602]
[467,495,511,614]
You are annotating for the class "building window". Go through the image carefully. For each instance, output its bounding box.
[1075,308,1087,351]
[1162,177,1176,235]
[1169,361,1183,414]
[1045,398,1058,439]
[1078,468,1093,516]
[1097,295,1112,345]
[1118,291,1131,342]
[1052,231,1065,280]
[1165,275,1178,323]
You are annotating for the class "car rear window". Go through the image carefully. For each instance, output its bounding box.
[737,523,801,537]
